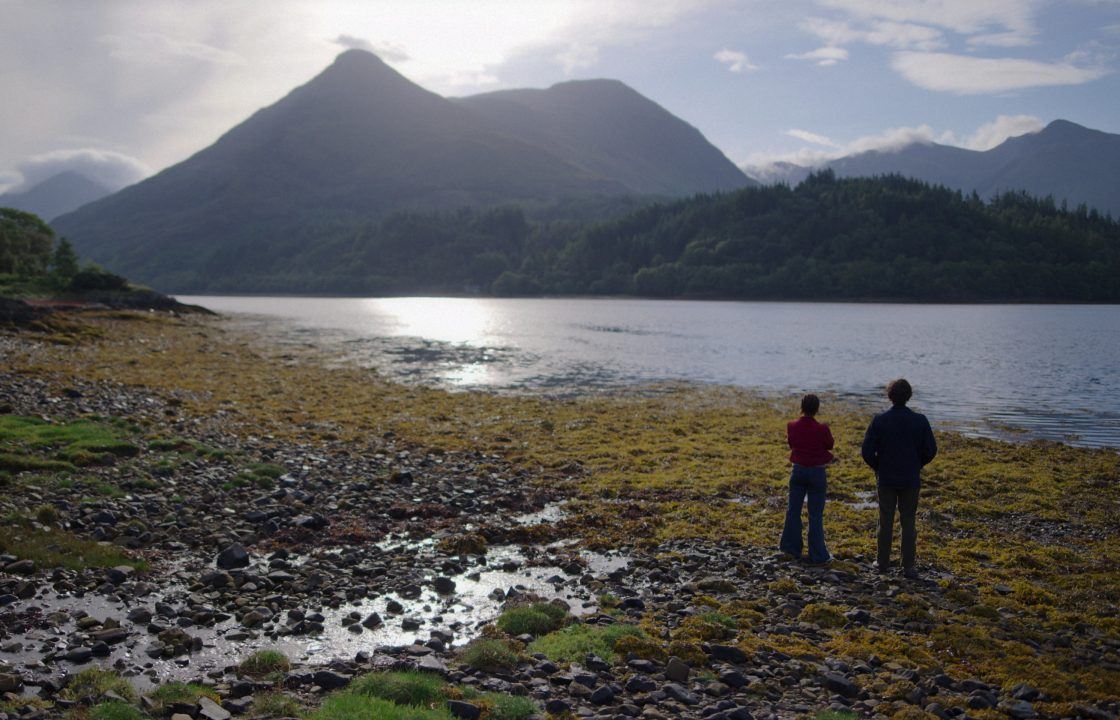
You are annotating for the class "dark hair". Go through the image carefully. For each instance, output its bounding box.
[800,393,820,417]
[887,378,913,406]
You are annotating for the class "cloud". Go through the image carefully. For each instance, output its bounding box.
[714,48,758,73]
[98,32,245,66]
[958,114,1044,149]
[786,46,850,65]
[800,17,945,50]
[785,129,839,146]
[744,114,1047,173]
[967,32,1036,47]
[817,0,1036,36]
[331,35,410,63]
[891,51,1109,93]
[2,149,151,194]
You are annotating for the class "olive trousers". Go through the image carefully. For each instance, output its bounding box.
[877,485,920,570]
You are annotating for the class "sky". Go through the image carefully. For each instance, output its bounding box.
[2,0,1119,192]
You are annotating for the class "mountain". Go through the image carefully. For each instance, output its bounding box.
[53,50,751,289]
[455,80,748,196]
[747,120,1120,217]
[0,171,113,221]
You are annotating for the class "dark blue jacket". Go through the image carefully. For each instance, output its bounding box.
[861,405,937,488]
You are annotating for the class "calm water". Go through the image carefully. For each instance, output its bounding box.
[178,296,1120,449]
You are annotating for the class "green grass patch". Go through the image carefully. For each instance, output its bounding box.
[188,440,228,459]
[0,451,76,473]
[814,712,858,720]
[238,649,290,679]
[0,416,138,466]
[349,671,447,707]
[458,639,518,672]
[496,603,567,636]
[0,526,146,571]
[312,695,451,720]
[248,462,285,478]
[251,692,305,718]
[458,688,538,720]
[147,436,193,451]
[60,669,137,704]
[528,621,646,664]
[89,701,145,720]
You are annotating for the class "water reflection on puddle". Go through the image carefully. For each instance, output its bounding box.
[1,541,631,687]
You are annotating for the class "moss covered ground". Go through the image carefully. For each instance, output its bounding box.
[3,311,1118,706]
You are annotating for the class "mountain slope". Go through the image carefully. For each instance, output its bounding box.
[54,50,749,289]
[456,80,751,195]
[748,120,1120,216]
[0,171,112,221]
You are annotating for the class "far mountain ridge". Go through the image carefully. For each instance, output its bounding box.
[54,49,752,288]
[0,171,113,221]
[747,119,1120,216]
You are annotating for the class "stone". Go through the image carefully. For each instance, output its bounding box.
[313,670,351,690]
[433,576,456,594]
[709,644,747,664]
[820,672,859,698]
[4,559,35,574]
[1010,683,1041,701]
[63,647,93,663]
[197,696,232,720]
[998,700,1037,719]
[664,682,700,705]
[217,544,250,570]
[719,670,748,689]
[665,657,690,683]
[0,673,22,692]
[361,612,383,629]
[589,685,616,705]
[447,700,482,720]
[626,675,658,693]
[106,565,135,584]
[545,699,571,714]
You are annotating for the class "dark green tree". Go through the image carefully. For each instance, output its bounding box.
[50,237,80,282]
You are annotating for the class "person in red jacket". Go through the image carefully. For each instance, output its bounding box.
[779,393,835,564]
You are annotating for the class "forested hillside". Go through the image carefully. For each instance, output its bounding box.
[152,172,1120,302]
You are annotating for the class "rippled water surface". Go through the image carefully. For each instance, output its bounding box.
[178,296,1120,448]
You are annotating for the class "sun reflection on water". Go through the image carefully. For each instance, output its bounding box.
[362,297,494,345]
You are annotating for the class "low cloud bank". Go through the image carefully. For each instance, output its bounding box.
[1,149,151,195]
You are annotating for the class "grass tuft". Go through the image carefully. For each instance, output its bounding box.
[0,526,145,570]
[60,668,137,704]
[528,622,646,664]
[238,649,291,679]
[251,692,305,718]
[458,639,518,672]
[496,603,566,636]
[349,671,447,707]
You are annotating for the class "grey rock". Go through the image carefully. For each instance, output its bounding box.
[0,673,22,692]
[313,670,351,690]
[589,685,615,705]
[217,543,250,570]
[999,700,1037,719]
[197,697,232,720]
[4,559,35,574]
[820,672,859,698]
[665,657,690,683]
[710,644,747,664]
[447,700,482,719]
[664,682,699,705]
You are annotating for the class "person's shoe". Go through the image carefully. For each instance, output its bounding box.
[873,561,891,574]
[803,555,834,567]
[903,567,920,580]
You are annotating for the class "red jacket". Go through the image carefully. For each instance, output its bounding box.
[787,416,835,467]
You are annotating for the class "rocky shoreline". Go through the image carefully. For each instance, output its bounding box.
[1,313,1117,720]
